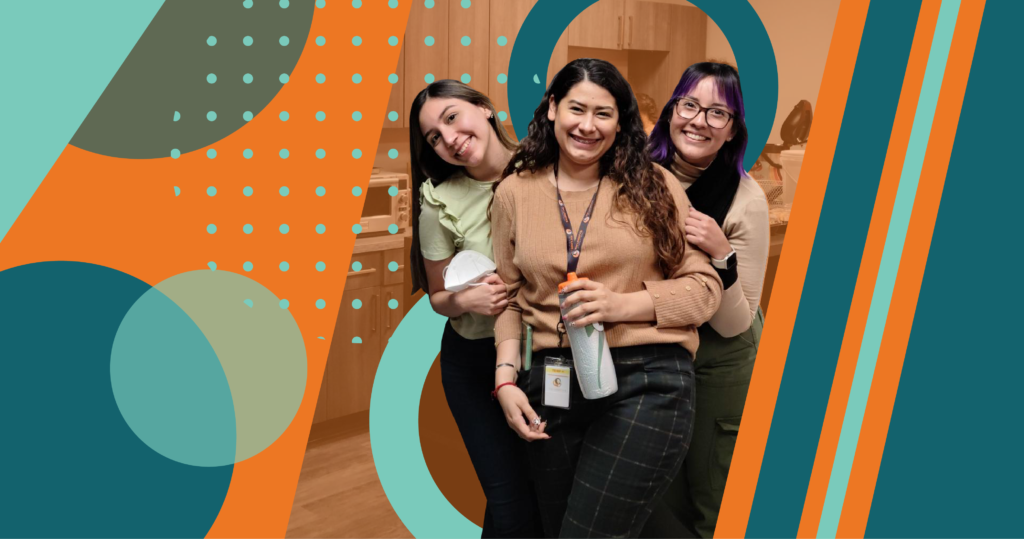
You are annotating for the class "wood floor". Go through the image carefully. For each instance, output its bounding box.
[286,424,413,538]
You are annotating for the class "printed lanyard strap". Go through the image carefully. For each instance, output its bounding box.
[556,173,601,275]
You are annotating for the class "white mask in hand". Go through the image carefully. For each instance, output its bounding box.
[443,250,496,292]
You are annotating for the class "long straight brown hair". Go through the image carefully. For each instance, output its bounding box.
[408,80,517,294]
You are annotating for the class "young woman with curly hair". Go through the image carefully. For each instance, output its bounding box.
[489,58,723,538]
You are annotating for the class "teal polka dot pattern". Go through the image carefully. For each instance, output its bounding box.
[352,337,362,344]
[243,261,253,272]
[243,73,253,84]
[352,0,361,7]
[279,149,289,159]
[424,36,434,46]
[351,261,362,271]
[243,186,253,196]
[388,186,398,196]
[388,261,399,272]
[244,111,254,121]
[316,149,326,159]
[243,149,253,159]
[497,73,507,84]
[207,36,217,46]
[280,0,290,7]
[207,186,217,196]
[316,299,326,309]
[461,36,471,46]
[461,0,471,7]
[388,224,399,234]
[243,0,253,7]
[352,224,362,233]
[317,111,326,121]
[279,261,290,271]
[207,111,217,121]
[388,299,399,309]
[279,111,289,121]
[316,36,326,46]
[207,73,217,84]
[498,111,507,122]
[461,73,471,83]
[352,111,362,121]
[170,149,180,159]
[207,148,217,159]
[425,0,434,6]
[243,224,253,234]
[425,73,435,83]
[279,186,290,196]
[497,35,508,46]
[388,111,398,122]
[316,261,326,271]
[317,73,326,84]
[352,36,362,46]
[316,224,326,234]
[388,73,398,84]
[279,73,290,83]
[173,111,180,121]
[279,224,289,234]
[388,0,397,7]
[243,36,253,46]
[279,299,289,309]
[316,186,326,196]
[350,73,360,84]
[352,299,363,309]
[280,36,290,46]
[388,149,398,159]
[352,186,362,196]
[207,224,217,234]
[388,36,398,46]
[316,0,325,7]
[352,149,362,159]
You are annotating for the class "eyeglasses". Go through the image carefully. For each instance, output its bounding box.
[674,99,734,129]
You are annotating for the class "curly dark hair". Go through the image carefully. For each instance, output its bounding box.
[500,58,685,276]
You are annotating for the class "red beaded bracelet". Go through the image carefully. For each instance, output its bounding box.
[491,382,517,400]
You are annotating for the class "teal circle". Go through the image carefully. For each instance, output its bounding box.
[207,73,217,84]
[207,148,217,159]
[280,36,290,46]
[352,111,362,121]
[244,111,254,121]
[388,111,399,121]
[352,186,362,196]
[350,73,360,84]
[351,261,362,271]
[316,36,326,46]
[279,186,289,196]
[243,224,253,234]
[388,36,398,46]
[388,186,398,196]
[279,111,289,121]
[316,0,325,7]
[497,73,507,84]
[316,149,326,159]
[388,299,398,310]
[352,149,362,159]
[388,0,397,7]
[352,0,361,6]
[280,149,289,159]
[497,35,508,46]
[388,73,398,84]
[280,0,289,7]
[207,224,217,234]
[243,36,253,46]
[316,299,326,309]
[425,0,434,6]
[352,224,362,234]
[461,0,470,7]
[388,224,399,234]
[352,299,363,309]
[388,261,399,272]
[279,224,289,234]
[243,261,253,271]
[170,149,180,159]
[207,111,217,121]
[207,186,217,196]
[243,73,253,84]
[317,111,327,121]
[498,111,507,122]
[388,149,398,159]
[243,186,253,196]
[461,73,471,84]
[461,36,471,46]
[243,149,253,159]
[279,261,290,271]
[207,36,217,46]
[316,261,326,271]
[243,0,252,7]
[425,73,435,83]
[317,73,326,84]
[316,224,326,234]
[279,299,289,309]
[316,186,326,196]
[424,36,434,46]
[352,36,362,46]
[279,73,290,83]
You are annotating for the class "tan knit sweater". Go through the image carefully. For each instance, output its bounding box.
[491,165,723,356]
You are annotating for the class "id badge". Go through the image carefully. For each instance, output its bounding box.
[542,356,571,409]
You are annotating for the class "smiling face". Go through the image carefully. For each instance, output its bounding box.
[547,80,620,168]
[670,76,735,168]
[418,97,495,168]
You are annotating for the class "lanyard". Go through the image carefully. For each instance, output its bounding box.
[555,172,602,275]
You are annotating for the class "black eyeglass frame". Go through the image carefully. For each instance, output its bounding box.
[673,98,735,130]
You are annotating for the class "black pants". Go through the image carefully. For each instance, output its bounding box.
[518,344,696,538]
[440,322,541,538]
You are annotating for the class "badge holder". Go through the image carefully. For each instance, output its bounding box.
[520,321,534,371]
[542,356,571,409]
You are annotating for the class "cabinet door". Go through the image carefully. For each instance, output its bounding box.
[386,42,405,127]
[625,1,702,52]
[489,0,537,129]
[405,0,449,128]
[449,0,488,94]
[381,284,405,344]
[566,0,625,50]
[327,287,381,419]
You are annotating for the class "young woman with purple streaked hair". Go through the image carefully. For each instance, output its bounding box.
[642,62,770,539]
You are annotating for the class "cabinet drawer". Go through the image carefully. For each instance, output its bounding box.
[347,251,383,289]
[383,248,405,286]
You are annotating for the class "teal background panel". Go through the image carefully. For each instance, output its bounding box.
[865,4,1024,537]
[0,262,232,537]
[745,1,923,536]
[0,1,164,244]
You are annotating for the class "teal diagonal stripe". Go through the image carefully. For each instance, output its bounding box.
[745,1,924,536]
[0,1,163,244]
[816,1,961,536]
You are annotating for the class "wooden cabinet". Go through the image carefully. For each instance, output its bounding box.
[566,0,703,52]
[404,0,449,127]
[382,284,404,343]
[449,0,489,94]
[567,0,626,50]
[387,42,405,127]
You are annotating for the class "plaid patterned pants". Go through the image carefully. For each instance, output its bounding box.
[518,344,696,538]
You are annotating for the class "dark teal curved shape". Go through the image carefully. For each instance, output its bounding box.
[507,0,777,171]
